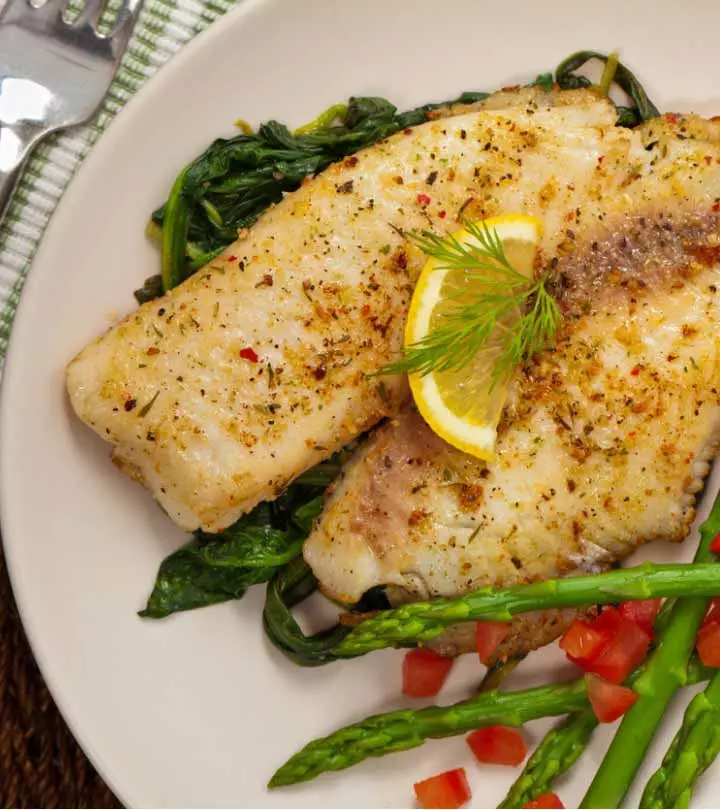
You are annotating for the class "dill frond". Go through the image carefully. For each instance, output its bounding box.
[383,222,562,381]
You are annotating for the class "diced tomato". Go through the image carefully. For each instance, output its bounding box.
[697,621,720,667]
[710,532,720,554]
[582,616,651,683]
[585,673,639,722]
[559,620,609,662]
[476,621,510,664]
[466,726,527,766]
[619,599,662,634]
[402,649,454,698]
[523,792,565,809]
[414,768,471,809]
[561,606,651,682]
[592,605,623,634]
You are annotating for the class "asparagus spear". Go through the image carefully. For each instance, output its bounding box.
[497,654,712,809]
[269,657,713,790]
[269,679,589,788]
[580,495,720,808]
[333,563,720,658]
[641,671,720,808]
[478,655,524,692]
[499,709,597,809]
[499,599,680,807]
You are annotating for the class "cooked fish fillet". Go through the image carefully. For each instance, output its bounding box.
[304,129,720,651]
[66,88,621,532]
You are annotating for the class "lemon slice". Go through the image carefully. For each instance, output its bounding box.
[407,214,541,460]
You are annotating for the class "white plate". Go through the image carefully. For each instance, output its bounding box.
[3,0,720,806]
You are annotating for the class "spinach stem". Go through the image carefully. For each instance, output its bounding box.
[160,167,191,292]
[294,103,349,134]
[597,50,619,96]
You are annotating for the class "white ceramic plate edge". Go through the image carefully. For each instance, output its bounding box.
[0,2,267,803]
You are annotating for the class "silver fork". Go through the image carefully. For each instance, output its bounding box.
[0,0,143,219]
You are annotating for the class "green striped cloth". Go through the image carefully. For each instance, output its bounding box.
[0,0,236,362]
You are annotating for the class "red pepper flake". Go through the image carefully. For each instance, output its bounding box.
[417,193,431,206]
[597,156,605,166]
[628,431,637,437]
[705,156,713,166]
[630,366,641,376]
[713,201,720,213]
[239,347,259,363]
[403,127,413,135]
[227,255,237,262]
[147,346,160,356]
[312,365,327,381]
[438,210,447,219]
[666,113,678,124]
[124,399,137,412]
[361,304,371,317]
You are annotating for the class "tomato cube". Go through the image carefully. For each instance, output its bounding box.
[583,616,651,682]
[710,531,720,554]
[697,621,720,667]
[586,673,639,722]
[467,726,527,766]
[476,621,510,664]
[523,792,565,808]
[402,649,454,698]
[592,605,623,634]
[619,599,662,634]
[559,620,608,662]
[414,768,471,809]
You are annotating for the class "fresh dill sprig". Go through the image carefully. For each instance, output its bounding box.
[383,220,562,381]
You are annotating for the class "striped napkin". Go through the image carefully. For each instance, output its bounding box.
[0,0,235,362]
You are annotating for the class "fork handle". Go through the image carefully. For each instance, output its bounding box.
[0,123,43,223]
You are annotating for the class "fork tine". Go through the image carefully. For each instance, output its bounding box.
[75,0,106,28]
[0,0,60,24]
[107,0,142,55]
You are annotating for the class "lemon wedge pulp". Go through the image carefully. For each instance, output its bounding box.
[406,214,541,460]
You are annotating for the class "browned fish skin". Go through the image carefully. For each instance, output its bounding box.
[425,609,595,664]
[304,206,720,655]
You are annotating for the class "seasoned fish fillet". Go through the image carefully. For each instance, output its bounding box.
[66,88,620,532]
[304,120,720,651]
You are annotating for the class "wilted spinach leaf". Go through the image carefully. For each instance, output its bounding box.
[291,496,325,535]
[140,524,302,618]
[140,457,344,618]
[555,50,659,126]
